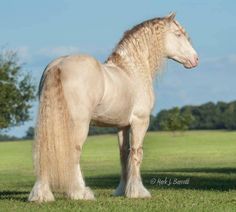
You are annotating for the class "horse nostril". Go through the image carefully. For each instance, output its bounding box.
[195,55,199,62]
[194,55,199,65]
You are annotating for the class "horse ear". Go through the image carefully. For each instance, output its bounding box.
[166,12,176,22]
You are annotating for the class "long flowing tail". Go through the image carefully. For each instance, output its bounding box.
[34,67,77,191]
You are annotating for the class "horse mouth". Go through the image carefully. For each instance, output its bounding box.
[171,56,199,69]
[184,63,195,69]
[183,59,198,69]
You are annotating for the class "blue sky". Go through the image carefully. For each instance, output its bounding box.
[0,0,235,136]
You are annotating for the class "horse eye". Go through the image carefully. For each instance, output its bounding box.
[176,33,181,37]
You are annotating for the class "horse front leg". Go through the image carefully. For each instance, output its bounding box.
[125,116,151,198]
[113,126,130,196]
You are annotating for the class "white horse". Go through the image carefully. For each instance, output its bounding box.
[29,13,198,202]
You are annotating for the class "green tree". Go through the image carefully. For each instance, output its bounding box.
[153,109,169,130]
[180,109,195,130]
[0,51,35,129]
[148,114,158,131]
[159,107,193,134]
[222,102,236,130]
[24,126,35,139]
[159,107,180,132]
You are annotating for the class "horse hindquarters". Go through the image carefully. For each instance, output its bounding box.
[29,67,93,202]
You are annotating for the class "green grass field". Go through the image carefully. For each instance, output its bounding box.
[0,131,236,211]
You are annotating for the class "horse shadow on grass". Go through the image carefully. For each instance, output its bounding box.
[85,167,236,191]
[1,167,236,201]
[0,190,29,201]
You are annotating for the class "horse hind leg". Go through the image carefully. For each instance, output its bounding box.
[113,127,130,196]
[66,120,95,200]
[62,84,95,200]
[29,118,94,201]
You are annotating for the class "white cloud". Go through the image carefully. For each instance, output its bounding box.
[38,46,80,58]
[16,46,31,62]
[1,46,31,62]
[228,54,236,64]
[202,54,236,65]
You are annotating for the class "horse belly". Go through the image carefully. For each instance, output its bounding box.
[92,91,133,127]
[92,104,132,127]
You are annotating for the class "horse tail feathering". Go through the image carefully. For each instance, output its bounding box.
[34,67,77,191]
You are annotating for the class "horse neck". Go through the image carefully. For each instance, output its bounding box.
[106,21,166,83]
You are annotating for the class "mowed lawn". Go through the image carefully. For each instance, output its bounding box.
[0,131,236,211]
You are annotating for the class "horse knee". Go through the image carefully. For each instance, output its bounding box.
[130,146,143,165]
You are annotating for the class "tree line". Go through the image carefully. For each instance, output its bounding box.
[149,101,236,132]
[21,100,236,140]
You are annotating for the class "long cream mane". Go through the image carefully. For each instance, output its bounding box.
[106,17,168,77]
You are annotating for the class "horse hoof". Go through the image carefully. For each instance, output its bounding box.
[113,181,125,196]
[125,182,151,198]
[68,187,95,200]
[28,182,55,203]
[83,187,96,200]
